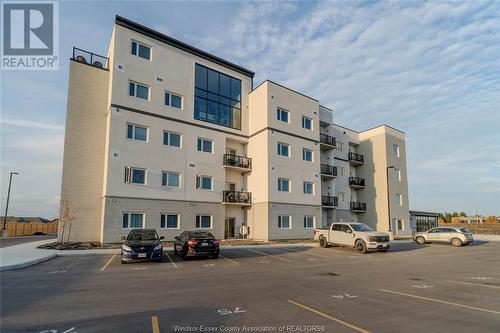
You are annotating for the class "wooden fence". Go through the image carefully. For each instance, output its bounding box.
[3,221,58,237]
[439,223,500,235]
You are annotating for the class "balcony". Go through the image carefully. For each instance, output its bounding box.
[72,47,109,70]
[349,176,365,189]
[320,164,337,178]
[350,202,366,212]
[223,154,252,172]
[223,190,252,206]
[348,152,364,166]
[322,195,338,208]
[320,133,336,150]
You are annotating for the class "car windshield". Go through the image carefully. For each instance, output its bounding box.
[350,224,374,232]
[189,231,214,239]
[460,228,470,233]
[127,230,158,241]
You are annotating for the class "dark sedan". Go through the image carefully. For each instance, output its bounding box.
[174,231,220,259]
[121,229,164,263]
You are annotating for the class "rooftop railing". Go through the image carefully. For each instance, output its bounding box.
[72,47,109,70]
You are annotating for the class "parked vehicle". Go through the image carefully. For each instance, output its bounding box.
[174,231,220,259]
[414,227,473,247]
[121,229,164,263]
[313,222,390,253]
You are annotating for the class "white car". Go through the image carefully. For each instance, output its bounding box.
[314,222,390,253]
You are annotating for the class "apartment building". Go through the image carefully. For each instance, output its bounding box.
[60,16,410,243]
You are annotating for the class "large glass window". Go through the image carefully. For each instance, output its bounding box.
[278,178,290,192]
[194,64,241,129]
[162,172,180,188]
[123,213,144,228]
[196,215,212,229]
[161,214,179,229]
[127,124,147,141]
[163,131,181,147]
[278,215,291,229]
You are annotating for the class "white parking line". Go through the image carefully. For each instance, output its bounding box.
[247,248,292,262]
[100,254,116,272]
[447,280,500,289]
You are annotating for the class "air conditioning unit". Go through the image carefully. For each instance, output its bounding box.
[240,225,249,236]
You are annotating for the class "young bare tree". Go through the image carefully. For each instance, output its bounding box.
[58,196,74,248]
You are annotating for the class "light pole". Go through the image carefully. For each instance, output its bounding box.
[386,166,395,233]
[2,172,19,237]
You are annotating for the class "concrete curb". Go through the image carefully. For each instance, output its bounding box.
[0,254,56,272]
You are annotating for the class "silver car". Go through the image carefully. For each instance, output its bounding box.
[414,227,474,247]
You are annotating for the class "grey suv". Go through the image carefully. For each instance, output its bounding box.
[414,227,473,247]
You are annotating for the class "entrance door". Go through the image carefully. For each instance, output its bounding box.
[225,218,235,239]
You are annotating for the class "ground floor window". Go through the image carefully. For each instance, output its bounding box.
[160,214,179,229]
[196,215,212,229]
[278,215,291,229]
[304,216,315,229]
[123,213,144,229]
[393,218,404,231]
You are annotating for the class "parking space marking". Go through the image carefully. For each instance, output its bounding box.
[151,315,160,333]
[379,289,500,315]
[220,255,239,265]
[100,254,116,272]
[281,247,334,260]
[164,251,178,269]
[447,280,500,289]
[247,249,292,262]
[287,300,371,333]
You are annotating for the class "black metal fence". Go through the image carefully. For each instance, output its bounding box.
[350,202,367,211]
[223,154,252,169]
[73,47,109,69]
[349,177,365,187]
[321,164,337,176]
[322,195,338,207]
[223,190,252,204]
[348,152,364,164]
[320,133,336,147]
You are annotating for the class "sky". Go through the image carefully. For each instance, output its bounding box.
[1,0,499,218]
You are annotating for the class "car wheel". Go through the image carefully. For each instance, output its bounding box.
[121,259,126,264]
[416,236,426,245]
[451,238,463,247]
[319,236,329,248]
[379,249,389,252]
[181,247,188,260]
[212,254,219,259]
[355,240,367,254]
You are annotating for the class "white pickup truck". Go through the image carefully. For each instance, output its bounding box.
[313,222,390,253]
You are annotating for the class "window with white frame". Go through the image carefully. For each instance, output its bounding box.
[277,142,290,157]
[127,124,148,141]
[302,116,312,130]
[277,107,289,123]
[393,218,404,231]
[160,214,179,229]
[336,141,343,152]
[128,81,149,100]
[278,215,291,229]
[393,144,400,158]
[162,171,180,188]
[196,215,212,229]
[338,192,345,202]
[396,193,403,206]
[165,91,183,109]
[196,175,213,190]
[304,216,315,229]
[303,181,314,194]
[394,168,401,181]
[122,213,144,228]
[278,178,290,192]
[302,148,313,162]
[338,166,344,176]
[163,131,181,147]
[197,138,213,153]
[124,167,146,185]
[131,40,151,60]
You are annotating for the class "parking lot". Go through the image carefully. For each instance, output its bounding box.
[1,240,499,333]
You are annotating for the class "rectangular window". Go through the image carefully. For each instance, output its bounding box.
[302,148,313,162]
[162,172,180,188]
[196,215,212,229]
[131,41,151,60]
[197,138,213,153]
[338,166,344,177]
[336,142,343,152]
[302,116,312,130]
[127,124,148,141]
[396,193,403,206]
[304,216,315,229]
[129,81,149,100]
[277,108,289,123]
[394,219,404,230]
[160,214,179,229]
[196,175,213,190]
[303,181,314,194]
[194,64,241,129]
[338,192,345,202]
[165,91,183,109]
[278,215,291,229]
[277,142,290,157]
[278,178,290,192]
[122,213,144,229]
[163,131,181,147]
[124,167,146,185]
[393,144,400,157]
[394,168,401,181]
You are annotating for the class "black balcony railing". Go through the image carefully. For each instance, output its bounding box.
[350,202,367,211]
[223,154,252,170]
[223,190,252,204]
[349,176,365,187]
[320,164,337,176]
[320,133,336,147]
[322,195,338,207]
[72,47,109,69]
[348,152,364,164]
